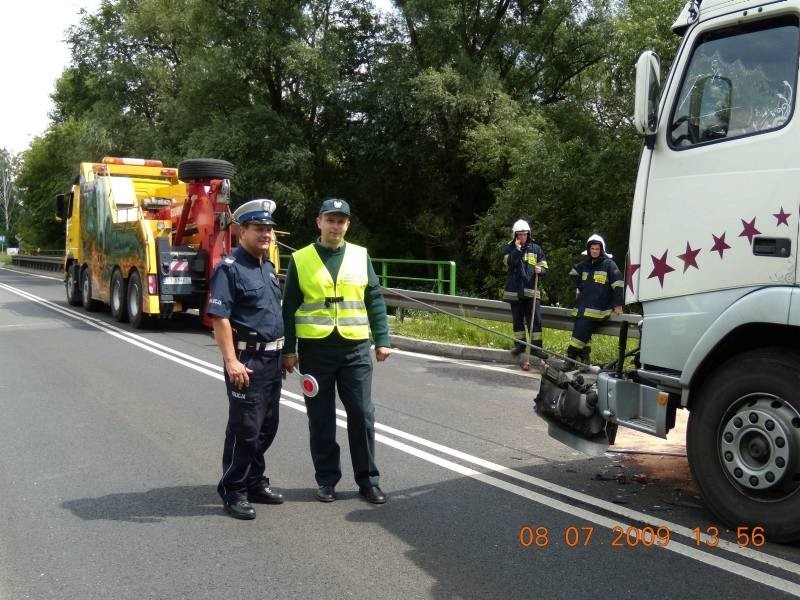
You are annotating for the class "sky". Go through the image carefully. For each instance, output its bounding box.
[0,1,101,155]
[0,0,394,156]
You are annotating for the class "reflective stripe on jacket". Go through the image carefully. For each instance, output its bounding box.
[502,240,548,301]
[293,243,369,339]
[569,256,624,320]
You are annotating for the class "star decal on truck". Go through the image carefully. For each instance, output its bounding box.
[647,250,675,287]
[773,207,791,226]
[625,262,640,293]
[738,217,761,244]
[677,242,701,272]
[710,232,731,258]
[634,206,792,295]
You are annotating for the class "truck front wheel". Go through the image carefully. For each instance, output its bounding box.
[80,268,101,312]
[688,348,800,543]
[65,264,81,306]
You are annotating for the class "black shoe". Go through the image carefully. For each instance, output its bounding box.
[223,499,256,520]
[359,485,386,504]
[316,485,336,503]
[532,348,549,360]
[248,486,284,505]
[511,346,525,356]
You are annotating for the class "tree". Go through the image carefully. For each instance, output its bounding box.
[0,148,19,239]
[21,0,688,302]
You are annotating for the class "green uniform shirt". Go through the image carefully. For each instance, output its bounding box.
[282,241,390,355]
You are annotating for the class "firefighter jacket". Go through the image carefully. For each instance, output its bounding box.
[502,239,548,301]
[569,255,624,320]
[292,242,370,340]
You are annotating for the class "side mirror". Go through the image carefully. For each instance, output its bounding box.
[55,193,65,222]
[690,75,732,142]
[634,51,661,136]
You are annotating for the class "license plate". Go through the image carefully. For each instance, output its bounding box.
[162,276,192,285]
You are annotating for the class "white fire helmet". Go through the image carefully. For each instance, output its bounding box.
[512,219,531,235]
[582,233,612,258]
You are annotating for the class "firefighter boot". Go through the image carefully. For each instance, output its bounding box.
[562,346,581,371]
[580,347,591,365]
[531,341,549,360]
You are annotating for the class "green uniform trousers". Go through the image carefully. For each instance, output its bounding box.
[298,338,380,488]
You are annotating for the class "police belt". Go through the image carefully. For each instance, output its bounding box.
[236,337,285,352]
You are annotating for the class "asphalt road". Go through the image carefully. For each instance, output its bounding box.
[1,265,799,600]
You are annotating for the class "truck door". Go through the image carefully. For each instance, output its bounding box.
[638,14,800,304]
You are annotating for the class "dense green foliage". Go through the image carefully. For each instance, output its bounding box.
[7,0,684,302]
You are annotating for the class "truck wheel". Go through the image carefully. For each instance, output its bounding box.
[177,159,235,181]
[110,270,128,322]
[80,268,101,312]
[65,265,81,306]
[688,348,800,543]
[127,271,150,329]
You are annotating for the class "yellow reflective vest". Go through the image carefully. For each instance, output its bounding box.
[293,243,370,340]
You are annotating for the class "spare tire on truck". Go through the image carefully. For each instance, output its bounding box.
[178,159,235,181]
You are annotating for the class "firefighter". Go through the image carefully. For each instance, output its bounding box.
[207,198,285,520]
[502,219,549,362]
[281,198,391,504]
[565,234,624,367]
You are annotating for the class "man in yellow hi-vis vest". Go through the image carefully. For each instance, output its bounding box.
[282,198,391,504]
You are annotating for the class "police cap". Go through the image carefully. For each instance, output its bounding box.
[233,198,277,226]
[319,198,350,217]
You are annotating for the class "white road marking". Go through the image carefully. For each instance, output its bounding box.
[2,278,799,594]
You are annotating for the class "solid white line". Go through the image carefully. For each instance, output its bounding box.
[0,266,62,281]
[3,279,799,591]
[277,398,800,597]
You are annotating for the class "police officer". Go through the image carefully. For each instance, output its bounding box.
[207,198,285,520]
[565,234,624,367]
[281,198,391,504]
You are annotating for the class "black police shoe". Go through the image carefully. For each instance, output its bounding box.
[359,485,387,504]
[224,499,256,520]
[247,486,284,505]
[316,485,336,503]
[511,346,525,356]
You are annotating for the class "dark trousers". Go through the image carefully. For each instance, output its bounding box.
[568,318,603,356]
[218,350,282,503]
[298,339,379,489]
[510,298,542,351]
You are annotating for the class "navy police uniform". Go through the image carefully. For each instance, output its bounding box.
[207,198,284,515]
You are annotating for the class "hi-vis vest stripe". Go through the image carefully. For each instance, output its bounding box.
[293,243,369,340]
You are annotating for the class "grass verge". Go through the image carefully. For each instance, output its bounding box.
[389,308,637,366]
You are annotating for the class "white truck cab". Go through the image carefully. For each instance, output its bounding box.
[537,0,800,542]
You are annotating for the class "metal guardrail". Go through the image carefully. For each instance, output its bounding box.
[280,255,458,295]
[382,288,641,338]
[373,258,457,295]
[10,254,63,272]
[8,255,640,337]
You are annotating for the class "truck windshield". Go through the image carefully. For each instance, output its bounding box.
[670,15,799,148]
